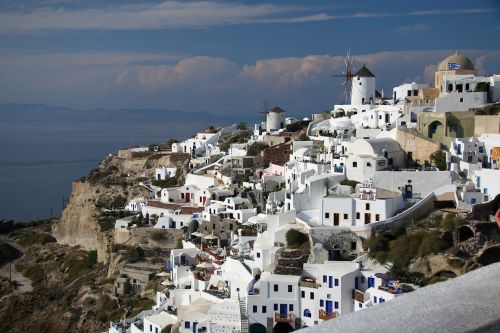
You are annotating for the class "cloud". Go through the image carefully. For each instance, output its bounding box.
[397,23,427,34]
[1,49,500,114]
[0,2,495,33]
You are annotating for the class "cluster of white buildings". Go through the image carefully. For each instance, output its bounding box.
[110,52,499,333]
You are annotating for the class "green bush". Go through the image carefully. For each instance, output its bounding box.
[85,250,98,268]
[246,142,268,156]
[430,150,447,171]
[285,229,308,248]
[150,231,165,242]
[22,264,45,290]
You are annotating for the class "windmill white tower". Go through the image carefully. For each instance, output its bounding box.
[351,65,376,105]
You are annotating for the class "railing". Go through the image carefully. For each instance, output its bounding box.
[319,310,337,321]
[275,313,294,323]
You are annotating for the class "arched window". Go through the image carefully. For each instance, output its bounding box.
[304,309,312,318]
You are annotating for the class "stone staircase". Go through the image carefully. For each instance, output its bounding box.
[239,297,249,333]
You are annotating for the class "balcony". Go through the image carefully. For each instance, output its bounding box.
[352,289,367,303]
[275,313,294,323]
[319,310,337,321]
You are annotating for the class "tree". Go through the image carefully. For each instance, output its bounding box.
[430,150,447,171]
[246,142,268,156]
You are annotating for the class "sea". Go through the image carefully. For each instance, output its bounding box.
[0,115,233,222]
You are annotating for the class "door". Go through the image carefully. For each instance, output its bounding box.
[333,213,339,226]
[192,322,197,333]
[185,193,191,203]
[355,277,358,289]
[364,213,371,224]
[404,185,413,198]
[280,304,288,317]
[326,301,333,314]
[172,221,176,229]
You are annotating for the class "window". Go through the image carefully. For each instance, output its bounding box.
[262,306,267,313]
[460,97,463,103]
[367,162,372,167]
[257,252,261,258]
[323,275,327,283]
[150,325,153,331]
[185,321,190,329]
[301,291,305,298]
[352,162,358,168]
[351,242,357,251]
[288,285,293,292]
[361,276,365,283]
[274,284,279,292]
[343,213,348,220]
[289,304,294,311]
[304,309,312,318]
[334,279,339,286]
[407,90,412,96]
[327,294,331,299]
[274,304,278,311]
[310,292,314,300]
[334,302,339,309]
[375,214,380,221]
[253,305,257,313]
[320,300,324,307]
[373,296,377,304]
[359,303,363,308]
[356,212,360,219]
[365,203,370,210]
[325,212,330,219]
[229,224,233,230]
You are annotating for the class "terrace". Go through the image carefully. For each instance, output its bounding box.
[318,309,337,321]
[299,276,320,289]
[274,313,295,323]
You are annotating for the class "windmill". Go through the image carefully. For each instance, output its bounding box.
[332,49,356,104]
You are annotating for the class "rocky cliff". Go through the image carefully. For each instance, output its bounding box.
[52,152,189,264]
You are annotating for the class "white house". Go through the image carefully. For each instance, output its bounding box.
[126,198,147,212]
[321,183,404,227]
[155,167,177,181]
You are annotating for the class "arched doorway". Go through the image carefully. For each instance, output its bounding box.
[249,323,267,333]
[274,322,294,333]
[428,121,444,141]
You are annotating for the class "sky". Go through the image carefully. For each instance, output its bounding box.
[0,0,499,116]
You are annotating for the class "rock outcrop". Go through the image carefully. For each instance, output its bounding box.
[52,152,190,263]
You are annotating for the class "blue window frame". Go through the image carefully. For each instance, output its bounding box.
[304,309,311,318]
[320,300,324,307]
[328,276,333,288]
[323,275,327,283]
[185,321,190,329]
[368,277,374,288]
[253,305,257,313]
[334,279,339,286]
[334,301,339,309]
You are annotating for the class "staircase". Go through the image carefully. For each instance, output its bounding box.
[239,297,249,333]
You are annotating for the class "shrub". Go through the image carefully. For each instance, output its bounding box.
[150,231,165,242]
[162,325,173,333]
[82,297,96,306]
[430,150,447,171]
[246,142,268,156]
[85,250,98,268]
[22,264,45,290]
[285,229,308,248]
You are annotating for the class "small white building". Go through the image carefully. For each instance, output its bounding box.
[126,198,147,212]
[155,167,177,181]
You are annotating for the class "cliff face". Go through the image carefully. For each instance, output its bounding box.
[52,152,189,263]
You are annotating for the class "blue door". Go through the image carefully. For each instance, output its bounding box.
[328,276,333,288]
[172,221,176,228]
[280,304,288,317]
[326,301,333,314]
[354,277,358,289]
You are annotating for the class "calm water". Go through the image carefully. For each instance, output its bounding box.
[0,119,215,222]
